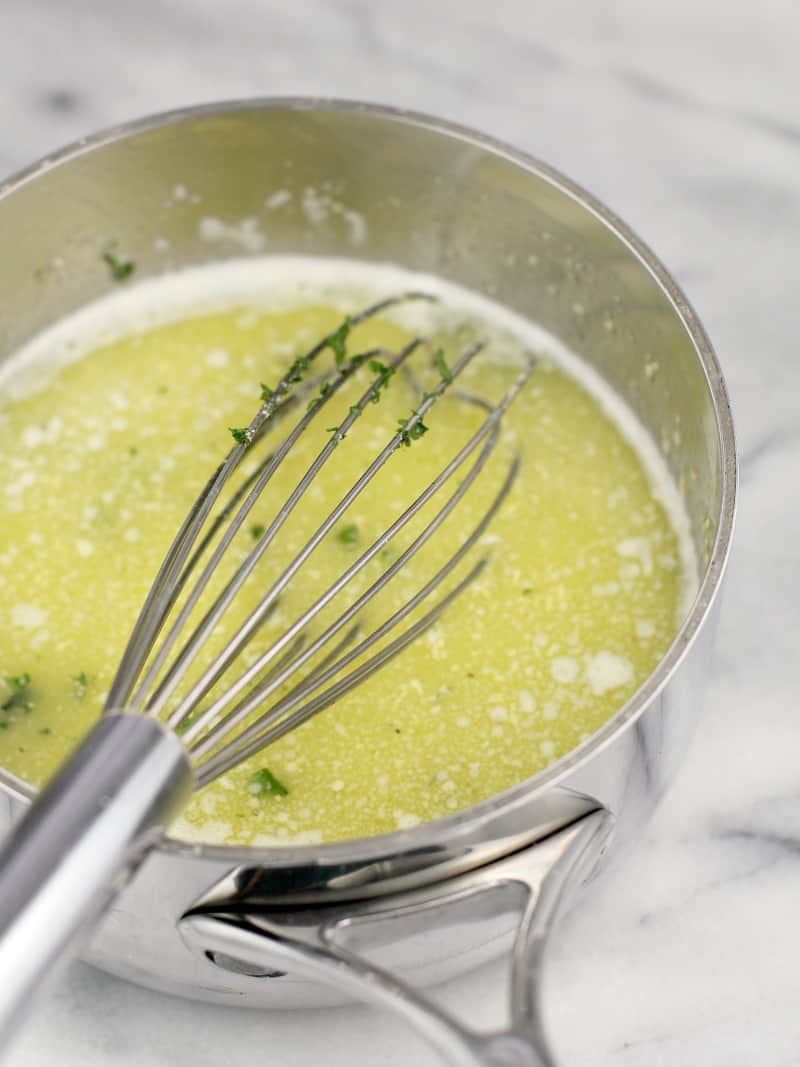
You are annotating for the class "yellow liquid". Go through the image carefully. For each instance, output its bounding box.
[0,276,686,844]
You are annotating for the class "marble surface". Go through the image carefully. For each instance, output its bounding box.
[1,1,799,1063]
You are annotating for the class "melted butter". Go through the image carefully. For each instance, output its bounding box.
[0,262,690,844]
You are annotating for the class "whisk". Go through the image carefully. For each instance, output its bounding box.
[0,292,534,1042]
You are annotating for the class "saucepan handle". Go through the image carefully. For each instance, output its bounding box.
[180,806,613,1067]
[0,713,191,1049]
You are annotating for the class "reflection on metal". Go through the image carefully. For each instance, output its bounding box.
[182,809,613,1066]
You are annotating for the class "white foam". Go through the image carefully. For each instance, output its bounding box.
[10,603,48,630]
[585,651,635,696]
[0,256,699,613]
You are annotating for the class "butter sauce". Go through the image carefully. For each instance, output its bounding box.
[0,258,695,844]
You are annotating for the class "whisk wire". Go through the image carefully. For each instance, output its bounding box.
[101,291,534,784]
[184,358,533,755]
[194,439,522,783]
[148,335,427,721]
[158,336,487,728]
[106,292,435,712]
[195,561,486,786]
[186,429,498,752]
[133,341,404,717]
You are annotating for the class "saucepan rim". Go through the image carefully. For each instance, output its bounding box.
[0,96,737,867]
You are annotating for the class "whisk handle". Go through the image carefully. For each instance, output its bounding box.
[0,713,192,1049]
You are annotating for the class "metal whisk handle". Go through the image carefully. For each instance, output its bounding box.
[0,714,191,1046]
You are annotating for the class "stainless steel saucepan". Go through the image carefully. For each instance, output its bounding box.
[0,99,735,1066]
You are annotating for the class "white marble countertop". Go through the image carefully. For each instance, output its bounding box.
[2,1,799,1064]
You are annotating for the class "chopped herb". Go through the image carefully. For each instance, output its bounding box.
[248,767,288,798]
[521,586,534,595]
[367,358,396,403]
[397,416,429,447]
[102,246,135,282]
[380,545,396,563]
[128,445,139,457]
[336,523,359,547]
[72,671,89,698]
[288,354,310,383]
[434,347,452,384]
[1,673,32,713]
[3,673,30,696]
[326,318,351,366]
[349,404,362,416]
[157,385,169,395]
[229,427,251,446]
[260,382,274,403]
[249,523,265,541]
[39,727,51,736]
[307,380,332,412]
[393,726,402,735]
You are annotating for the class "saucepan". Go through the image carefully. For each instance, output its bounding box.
[0,99,735,1065]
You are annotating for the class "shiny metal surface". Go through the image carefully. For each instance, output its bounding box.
[0,99,735,1054]
[0,714,191,1044]
[181,807,613,1067]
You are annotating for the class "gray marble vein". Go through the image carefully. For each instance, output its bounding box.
[1,0,799,1064]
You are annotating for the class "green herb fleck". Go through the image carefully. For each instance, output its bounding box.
[249,523,265,541]
[397,416,429,447]
[128,445,139,457]
[39,727,51,736]
[1,674,32,713]
[288,355,310,383]
[72,671,89,698]
[434,347,452,384]
[4,673,29,695]
[326,318,351,366]
[248,767,288,798]
[307,380,332,412]
[102,246,135,283]
[336,523,359,547]
[521,586,534,595]
[229,427,251,447]
[367,358,396,403]
[260,382,274,403]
